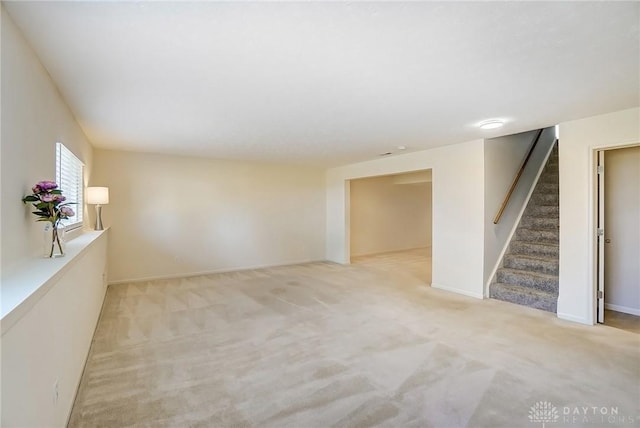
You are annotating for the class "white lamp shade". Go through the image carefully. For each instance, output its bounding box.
[87,187,109,205]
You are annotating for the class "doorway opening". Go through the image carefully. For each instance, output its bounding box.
[348,170,432,285]
[595,145,640,334]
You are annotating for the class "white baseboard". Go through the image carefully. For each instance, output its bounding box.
[108,259,326,285]
[351,245,432,258]
[431,283,484,299]
[557,312,592,325]
[604,303,640,316]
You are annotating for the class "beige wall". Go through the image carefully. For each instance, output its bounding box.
[93,149,326,283]
[1,233,108,427]
[350,174,431,257]
[604,145,640,314]
[1,8,106,426]
[483,131,535,285]
[1,6,94,274]
[558,107,640,324]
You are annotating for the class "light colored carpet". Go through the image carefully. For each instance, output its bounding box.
[605,309,640,335]
[351,247,431,284]
[69,253,639,427]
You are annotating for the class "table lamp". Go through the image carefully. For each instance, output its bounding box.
[87,187,109,231]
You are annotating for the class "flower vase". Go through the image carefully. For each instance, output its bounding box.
[44,223,66,258]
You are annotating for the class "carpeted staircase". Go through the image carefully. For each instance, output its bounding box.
[490,142,559,312]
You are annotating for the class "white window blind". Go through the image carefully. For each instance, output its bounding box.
[56,142,84,230]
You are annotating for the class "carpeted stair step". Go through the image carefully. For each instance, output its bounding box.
[526,205,559,217]
[503,254,559,275]
[519,216,559,229]
[490,282,558,312]
[515,227,558,244]
[537,168,557,179]
[539,172,559,183]
[509,241,559,258]
[529,193,559,206]
[534,182,559,193]
[496,268,558,293]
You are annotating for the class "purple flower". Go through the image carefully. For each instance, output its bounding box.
[40,193,66,203]
[60,206,75,217]
[34,181,58,192]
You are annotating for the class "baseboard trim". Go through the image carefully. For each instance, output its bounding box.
[431,283,484,299]
[557,312,592,325]
[108,259,327,285]
[351,246,432,259]
[604,303,640,316]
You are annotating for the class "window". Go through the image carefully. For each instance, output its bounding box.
[56,142,84,230]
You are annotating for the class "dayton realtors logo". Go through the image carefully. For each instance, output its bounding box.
[561,405,637,425]
[529,401,559,427]
[529,401,639,426]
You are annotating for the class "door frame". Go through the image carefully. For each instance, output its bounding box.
[592,143,640,324]
[596,150,605,323]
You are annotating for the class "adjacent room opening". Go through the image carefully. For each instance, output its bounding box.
[348,169,433,285]
[596,144,640,333]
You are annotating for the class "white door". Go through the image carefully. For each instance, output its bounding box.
[597,151,605,323]
[603,146,640,317]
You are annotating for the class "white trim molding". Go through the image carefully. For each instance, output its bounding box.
[604,303,640,317]
[432,283,484,300]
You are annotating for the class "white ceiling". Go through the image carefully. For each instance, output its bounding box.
[5,1,639,167]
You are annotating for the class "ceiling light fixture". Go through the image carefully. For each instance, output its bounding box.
[478,119,505,130]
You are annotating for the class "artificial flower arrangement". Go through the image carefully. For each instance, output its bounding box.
[22,180,75,257]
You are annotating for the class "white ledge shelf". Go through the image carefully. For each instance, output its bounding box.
[1,229,108,335]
